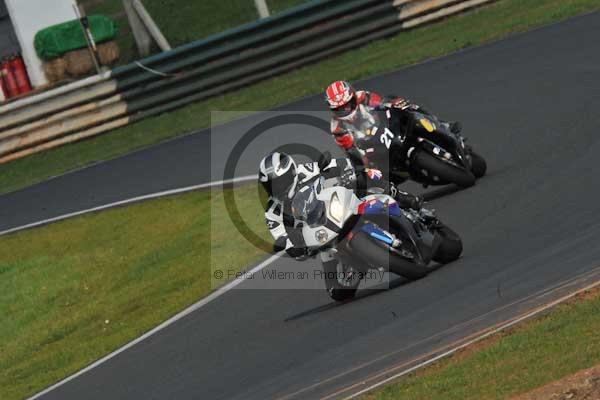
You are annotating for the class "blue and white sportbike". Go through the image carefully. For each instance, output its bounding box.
[292,182,462,301]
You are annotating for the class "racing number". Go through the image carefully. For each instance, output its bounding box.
[380,128,394,149]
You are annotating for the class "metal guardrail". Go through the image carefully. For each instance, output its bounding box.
[0,0,496,164]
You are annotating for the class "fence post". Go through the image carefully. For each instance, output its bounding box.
[123,0,152,56]
[132,0,171,51]
[254,0,270,19]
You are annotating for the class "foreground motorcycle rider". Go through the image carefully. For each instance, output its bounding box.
[259,151,463,301]
[259,151,426,259]
[325,80,464,184]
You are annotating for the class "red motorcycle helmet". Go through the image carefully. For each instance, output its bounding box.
[325,81,358,120]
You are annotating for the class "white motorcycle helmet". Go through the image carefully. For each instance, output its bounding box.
[259,152,298,201]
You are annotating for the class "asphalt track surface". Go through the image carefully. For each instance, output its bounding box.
[9,11,600,400]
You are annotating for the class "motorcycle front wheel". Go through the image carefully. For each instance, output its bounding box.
[350,232,427,280]
[432,225,463,264]
[469,150,487,179]
[323,261,360,302]
[413,150,475,188]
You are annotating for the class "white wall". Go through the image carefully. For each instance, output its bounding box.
[5,0,78,87]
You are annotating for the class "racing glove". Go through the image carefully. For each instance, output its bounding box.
[334,133,354,150]
[365,168,383,181]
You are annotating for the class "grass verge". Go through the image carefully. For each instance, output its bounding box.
[1,0,599,195]
[361,288,600,400]
[82,0,307,64]
[0,184,269,400]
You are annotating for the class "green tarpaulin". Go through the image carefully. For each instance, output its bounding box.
[34,15,118,60]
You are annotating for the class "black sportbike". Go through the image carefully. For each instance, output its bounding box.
[355,107,487,188]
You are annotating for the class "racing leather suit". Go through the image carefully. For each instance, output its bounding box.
[330,90,386,151]
[264,157,422,258]
[330,90,454,184]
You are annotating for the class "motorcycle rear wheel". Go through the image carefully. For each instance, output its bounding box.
[351,232,427,280]
[413,150,475,188]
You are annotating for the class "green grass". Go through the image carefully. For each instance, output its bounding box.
[0,184,270,400]
[2,177,598,400]
[362,290,600,400]
[3,0,600,196]
[82,0,307,64]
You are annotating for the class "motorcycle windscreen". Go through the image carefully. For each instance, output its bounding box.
[291,184,326,228]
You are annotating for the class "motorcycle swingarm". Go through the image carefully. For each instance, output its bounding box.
[362,216,426,265]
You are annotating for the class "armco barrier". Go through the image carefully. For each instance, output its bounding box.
[0,0,496,164]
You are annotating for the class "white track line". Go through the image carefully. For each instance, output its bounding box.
[0,174,258,237]
[26,251,281,400]
[342,278,600,399]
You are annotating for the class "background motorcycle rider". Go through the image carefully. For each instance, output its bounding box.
[258,151,424,259]
[325,80,462,184]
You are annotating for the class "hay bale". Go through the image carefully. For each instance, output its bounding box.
[64,49,94,76]
[97,41,119,65]
[43,57,67,83]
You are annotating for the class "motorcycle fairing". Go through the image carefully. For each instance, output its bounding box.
[357,196,401,217]
[359,223,395,246]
